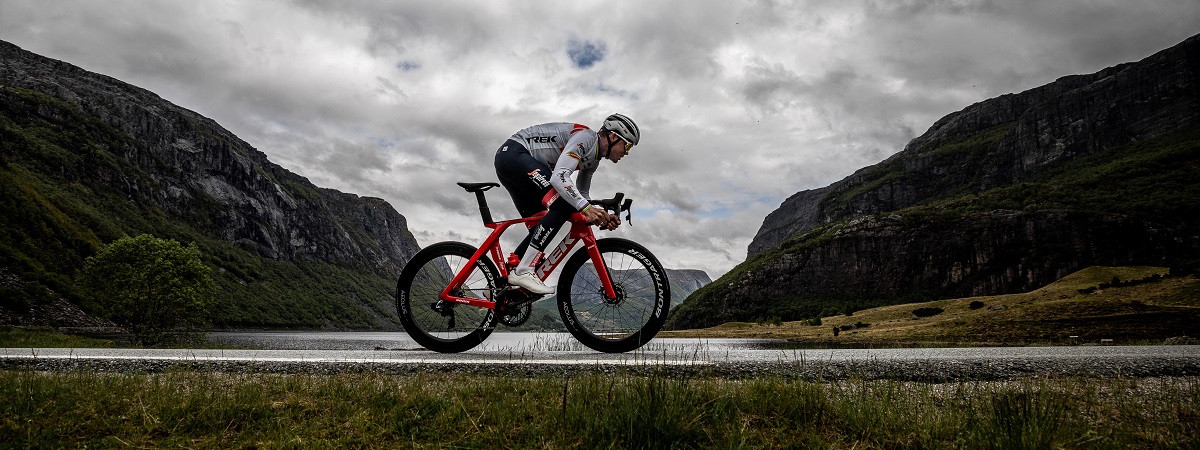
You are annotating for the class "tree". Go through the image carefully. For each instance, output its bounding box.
[79,234,214,345]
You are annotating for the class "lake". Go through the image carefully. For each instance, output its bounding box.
[208,330,782,353]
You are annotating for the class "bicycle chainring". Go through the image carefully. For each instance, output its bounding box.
[498,290,536,327]
[499,303,532,327]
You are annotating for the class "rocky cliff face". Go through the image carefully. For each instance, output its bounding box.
[749,34,1200,257]
[687,210,1197,329]
[1,40,425,328]
[667,269,712,307]
[0,40,420,279]
[746,209,1180,300]
[674,33,1200,330]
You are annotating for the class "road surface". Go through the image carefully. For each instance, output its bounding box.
[3,333,1198,381]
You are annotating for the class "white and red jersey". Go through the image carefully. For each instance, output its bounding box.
[510,122,601,211]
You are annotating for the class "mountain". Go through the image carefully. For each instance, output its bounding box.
[0,40,713,331]
[0,40,421,329]
[668,33,1200,330]
[668,269,712,308]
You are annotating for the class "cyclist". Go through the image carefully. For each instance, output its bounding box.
[494,113,640,295]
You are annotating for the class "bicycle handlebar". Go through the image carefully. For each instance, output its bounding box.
[589,193,634,225]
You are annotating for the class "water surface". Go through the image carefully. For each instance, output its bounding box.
[208,330,780,353]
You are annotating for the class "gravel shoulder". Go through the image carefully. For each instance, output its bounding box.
[4,346,1200,381]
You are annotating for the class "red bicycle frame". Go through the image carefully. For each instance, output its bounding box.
[437,211,618,309]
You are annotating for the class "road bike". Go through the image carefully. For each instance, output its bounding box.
[396,182,670,353]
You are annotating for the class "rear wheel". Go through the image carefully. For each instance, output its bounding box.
[557,238,670,353]
[397,242,499,353]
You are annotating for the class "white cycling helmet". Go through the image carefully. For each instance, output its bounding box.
[602,113,640,146]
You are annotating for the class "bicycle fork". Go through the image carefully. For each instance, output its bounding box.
[532,228,617,299]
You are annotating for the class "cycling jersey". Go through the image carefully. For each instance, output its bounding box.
[509,122,600,211]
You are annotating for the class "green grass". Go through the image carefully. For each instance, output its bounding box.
[0,370,1195,448]
[0,326,114,348]
[666,267,1200,346]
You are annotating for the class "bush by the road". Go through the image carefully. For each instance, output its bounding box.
[78,234,213,345]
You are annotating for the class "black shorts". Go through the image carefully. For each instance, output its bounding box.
[493,139,577,252]
[494,139,558,217]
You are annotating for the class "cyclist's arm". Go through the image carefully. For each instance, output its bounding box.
[576,166,595,201]
[549,137,596,211]
[557,151,614,228]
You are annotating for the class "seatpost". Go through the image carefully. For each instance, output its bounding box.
[473,191,494,225]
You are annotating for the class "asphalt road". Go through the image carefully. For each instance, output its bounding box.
[3,333,1199,381]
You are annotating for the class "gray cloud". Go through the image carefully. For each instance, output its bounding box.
[2,0,1197,277]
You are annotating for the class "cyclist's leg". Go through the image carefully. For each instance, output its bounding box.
[494,144,564,293]
[509,199,571,293]
[495,140,570,261]
[520,198,573,259]
[494,140,552,218]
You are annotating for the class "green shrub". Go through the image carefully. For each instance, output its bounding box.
[912,307,945,318]
[78,234,214,345]
[0,286,32,314]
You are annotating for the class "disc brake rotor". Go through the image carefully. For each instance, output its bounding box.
[600,283,625,306]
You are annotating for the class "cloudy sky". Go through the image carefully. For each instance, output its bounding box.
[2,1,1198,278]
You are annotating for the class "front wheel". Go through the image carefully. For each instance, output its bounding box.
[397,241,499,353]
[557,238,670,353]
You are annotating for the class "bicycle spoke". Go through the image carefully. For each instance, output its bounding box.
[412,256,490,337]
[558,238,668,352]
[397,242,499,352]
[568,255,656,338]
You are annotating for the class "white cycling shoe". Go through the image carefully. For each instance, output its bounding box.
[508,272,555,295]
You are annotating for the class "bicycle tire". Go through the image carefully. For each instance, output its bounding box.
[557,238,670,353]
[397,241,499,353]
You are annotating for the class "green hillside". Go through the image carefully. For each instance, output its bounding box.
[670,125,1200,329]
[909,124,1200,225]
[0,86,398,329]
[665,266,1200,345]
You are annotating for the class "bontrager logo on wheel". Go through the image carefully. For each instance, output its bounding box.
[628,248,668,319]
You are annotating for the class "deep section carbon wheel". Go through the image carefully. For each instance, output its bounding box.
[396,241,499,353]
[557,238,670,353]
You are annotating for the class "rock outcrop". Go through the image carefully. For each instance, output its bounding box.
[667,269,712,307]
[1,40,422,328]
[0,268,115,328]
[674,33,1200,330]
[749,34,1200,257]
[0,40,420,279]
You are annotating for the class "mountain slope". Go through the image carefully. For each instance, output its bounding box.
[668,33,1200,330]
[663,266,1200,345]
[0,40,420,329]
[750,34,1200,257]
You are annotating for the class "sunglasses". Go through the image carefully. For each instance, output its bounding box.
[615,133,635,153]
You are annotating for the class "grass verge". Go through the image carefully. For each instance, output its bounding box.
[0,326,113,348]
[664,267,1200,345]
[0,326,246,349]
[1,370,1196,448]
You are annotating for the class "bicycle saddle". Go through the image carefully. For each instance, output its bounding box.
[457,182,500,192]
